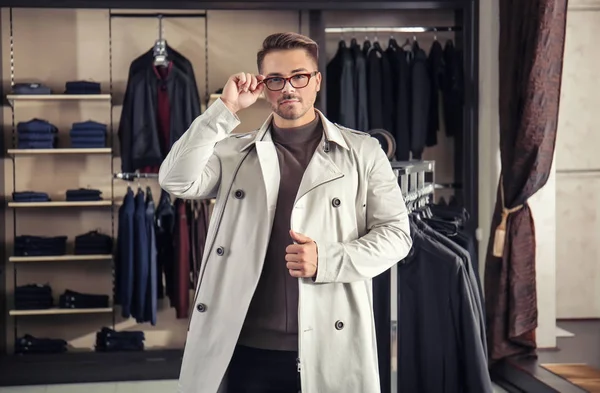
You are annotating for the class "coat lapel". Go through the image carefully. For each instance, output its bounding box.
[295,113,347,203]
[245,113,280,215]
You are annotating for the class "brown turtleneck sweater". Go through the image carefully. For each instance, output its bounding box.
[238,113,323,351]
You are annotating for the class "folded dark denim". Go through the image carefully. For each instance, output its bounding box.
[70,130,106,138]
[15,335,67,354]
[97,327,145,341]
[70,137,106,143]
[17,141,55,149]
[12,83,52,95]
[65,81,101,90]
[13,191,51,202]
[18,133,56,141]
[59,290,109,309]
[71,143,106,149]
[15,284,52,294]
[14,236,67,256]
[66,188,102,196]
[66,196,103,201]
[14,301,53,310]
[71,120,107,130]
[17,119,58,134]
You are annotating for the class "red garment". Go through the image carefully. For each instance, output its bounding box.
[140,63,172,174]
[174,199,190,319]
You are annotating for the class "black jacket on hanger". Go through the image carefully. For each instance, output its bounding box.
[398,222,493,393]
[351,39,369,131]
[118,47,201,173]
[427,40,445,147]
[326,41,356,129]
[366,46,384,130]
[442,40,464,137]
[386,43,411,161]
[410,42,431,159]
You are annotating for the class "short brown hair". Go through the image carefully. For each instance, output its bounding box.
[257,32,319,73]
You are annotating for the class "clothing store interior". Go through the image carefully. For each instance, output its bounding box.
[0,0,583,392]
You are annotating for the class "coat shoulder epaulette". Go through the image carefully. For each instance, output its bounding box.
[334,123,369,137]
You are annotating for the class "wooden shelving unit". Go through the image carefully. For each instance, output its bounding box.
[6,94,111,107]
[9,254,113,263]
[9,307,114,316]
[8,201,113,208]
[8,148,112,155]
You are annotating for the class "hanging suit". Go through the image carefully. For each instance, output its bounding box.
[116,188,135,318]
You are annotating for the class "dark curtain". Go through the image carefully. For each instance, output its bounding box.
[484,0,568,362]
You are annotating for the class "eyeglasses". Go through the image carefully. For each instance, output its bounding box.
[261,71,318,91]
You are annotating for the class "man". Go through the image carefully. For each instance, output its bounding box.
[159,32,412,393]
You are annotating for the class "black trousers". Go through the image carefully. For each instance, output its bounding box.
[227,345,300,393]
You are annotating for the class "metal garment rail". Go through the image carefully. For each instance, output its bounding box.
[387,160,435,393]
[113,172,159,180]
[325,26,461,33]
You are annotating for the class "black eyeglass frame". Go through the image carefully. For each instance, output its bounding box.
[260,71,319,91]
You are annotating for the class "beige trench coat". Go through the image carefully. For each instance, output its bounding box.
[158,99,412,393]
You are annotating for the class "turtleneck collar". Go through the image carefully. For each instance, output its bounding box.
[270,112,322,145]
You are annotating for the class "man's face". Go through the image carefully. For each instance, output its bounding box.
[260,49,321,121]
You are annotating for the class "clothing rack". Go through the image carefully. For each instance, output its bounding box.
[324,26,461,34]
[381,160,435,393]
[113,172,159,180]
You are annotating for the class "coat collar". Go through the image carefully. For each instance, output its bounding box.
[240,109,350,152]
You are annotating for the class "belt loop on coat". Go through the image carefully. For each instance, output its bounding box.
[492,174,524,258]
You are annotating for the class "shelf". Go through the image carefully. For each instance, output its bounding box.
[9,254,113,263]
[7,94,111,107]
[8,201,113,208]
[8,148,112,155]
[9,307,113,316]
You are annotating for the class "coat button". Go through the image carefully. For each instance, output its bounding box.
[332,198,341,208]
[335,320,344,330]
[234,189,245,199]
[196,303,207,313]
[216,247,224,256]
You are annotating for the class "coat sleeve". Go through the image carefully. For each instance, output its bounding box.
[158,98,240,199]
[314,138,412,283]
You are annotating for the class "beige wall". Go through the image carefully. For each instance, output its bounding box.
[555,0,600,319]
[0,7,458,352]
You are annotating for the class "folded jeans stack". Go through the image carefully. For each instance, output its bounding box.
[12,83,52,95]
[69,121,107,148]
[65,188,103,201]
[12,191,51,202]
[95,327,144,352]
[14,235,67,256]
[14,284,53,310]
[74,230,112,255]
[16,119,58,149]
[65,81,101,95]
[59,289,109,309]
[15,334,67,354]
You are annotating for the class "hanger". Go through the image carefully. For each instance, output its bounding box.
[153,15,169,67]
[388,35,400,50]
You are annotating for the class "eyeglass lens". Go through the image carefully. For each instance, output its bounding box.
[265,74,311,91]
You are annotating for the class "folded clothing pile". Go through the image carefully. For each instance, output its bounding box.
[65,188,103,201]
[69,121,107,148]
[59,289,109,309]
[95,327,144,352]
[14,284,53,310]
[15,334,67,354]
[65,81,101,95]
[12,191,50,203]
[74,230,112,255]
[14,235,67,257]
[12,83,52,95]
[16,119,58,149]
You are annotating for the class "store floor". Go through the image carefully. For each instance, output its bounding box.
[0,380,508,392]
